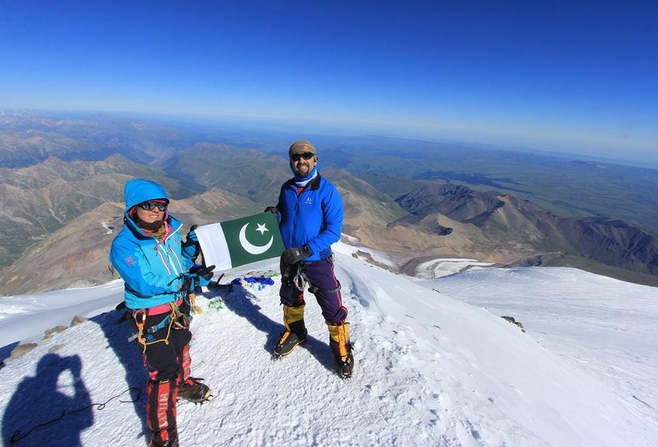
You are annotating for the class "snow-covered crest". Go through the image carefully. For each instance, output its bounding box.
[1,246,657,446]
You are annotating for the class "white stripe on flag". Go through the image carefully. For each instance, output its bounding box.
[195,223,232,271]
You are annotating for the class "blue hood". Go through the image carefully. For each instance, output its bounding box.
[124,179,169,212]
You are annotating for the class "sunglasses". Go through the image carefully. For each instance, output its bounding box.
[290,152,315,162]
[138,201,168,212]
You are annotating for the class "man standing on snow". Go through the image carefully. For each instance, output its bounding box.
[110,179,214,447]
[266,140,354,378]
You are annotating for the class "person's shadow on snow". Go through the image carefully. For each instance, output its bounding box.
[2,353,93,447]
[92,306,148,441]
[207,280,336,374]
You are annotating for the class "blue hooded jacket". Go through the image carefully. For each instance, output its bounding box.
[109,179,195,310]
[276,173,343,261]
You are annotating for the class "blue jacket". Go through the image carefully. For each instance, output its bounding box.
[109,179,195,310]
[276,174,343,262]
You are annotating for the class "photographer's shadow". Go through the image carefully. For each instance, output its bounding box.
[2,353,93,447]
[92,307,148,440]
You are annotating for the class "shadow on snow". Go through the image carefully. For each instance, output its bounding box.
[206,281,337,374]
[2,353,94,447]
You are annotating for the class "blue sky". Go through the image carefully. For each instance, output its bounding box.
[1,1,656,163]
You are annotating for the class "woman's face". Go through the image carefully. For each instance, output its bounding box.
[136,206,164,223]
[135,201,167,223]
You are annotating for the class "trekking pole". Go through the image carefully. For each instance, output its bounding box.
[214,273,225,287]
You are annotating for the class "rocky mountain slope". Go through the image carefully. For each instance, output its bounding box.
[0,154,192,269]
[157,142,291,205]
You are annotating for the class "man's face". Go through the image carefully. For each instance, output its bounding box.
[290,151,317,178]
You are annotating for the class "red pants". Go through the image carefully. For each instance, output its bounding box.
[129,310,192,444]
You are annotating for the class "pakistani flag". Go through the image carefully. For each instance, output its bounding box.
[195,212,285,271]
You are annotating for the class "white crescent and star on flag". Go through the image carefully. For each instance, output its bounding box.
[239,222,273,255]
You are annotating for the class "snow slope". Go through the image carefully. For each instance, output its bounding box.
[1,245,657,447]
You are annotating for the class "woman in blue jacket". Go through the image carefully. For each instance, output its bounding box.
[268,141,354,378]
[110,179,213,447]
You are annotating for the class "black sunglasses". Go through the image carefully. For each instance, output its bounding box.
[138,201,168,212]
[290,152,315,162]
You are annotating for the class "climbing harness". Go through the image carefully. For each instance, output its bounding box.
[291,264,341,295]
[130,303,189,354]
[292,269,309,291]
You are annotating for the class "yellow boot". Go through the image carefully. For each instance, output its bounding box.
[274,305,307,357]
[327,321,354,378]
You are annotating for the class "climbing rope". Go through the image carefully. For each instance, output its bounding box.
[8,386,142,446]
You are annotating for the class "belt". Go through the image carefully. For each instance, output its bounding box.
[130,298,183,316]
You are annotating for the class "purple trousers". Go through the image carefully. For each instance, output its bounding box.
[279,256,348,324]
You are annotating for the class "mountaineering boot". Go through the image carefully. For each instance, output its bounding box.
[274,305,307,357]
[178,377,211,404]
[331,339,354,378]
[328,321,354,378]
[274,328,307,357]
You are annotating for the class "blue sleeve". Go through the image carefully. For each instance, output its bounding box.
[169,226,195,271]
[180,237,197,266]
[306,183,343,256]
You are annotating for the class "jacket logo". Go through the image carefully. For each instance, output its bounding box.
[304,197,313,205]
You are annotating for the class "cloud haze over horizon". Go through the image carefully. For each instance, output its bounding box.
[1,1,656,163]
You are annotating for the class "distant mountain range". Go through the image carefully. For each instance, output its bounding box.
[393,183,658,281]
[1,110,657,294]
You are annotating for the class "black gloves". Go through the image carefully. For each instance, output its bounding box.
[190,264,216,286]
[264,206,278,215]
[180,265,216,291]
[282,245,312,265]
[194,264,216,281]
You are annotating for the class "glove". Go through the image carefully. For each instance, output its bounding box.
[190,265,216,287]
[196,264,215,281]
[264,206,278,215]
[282,245,311,265]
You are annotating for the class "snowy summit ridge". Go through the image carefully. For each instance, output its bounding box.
[1,242,657,446]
